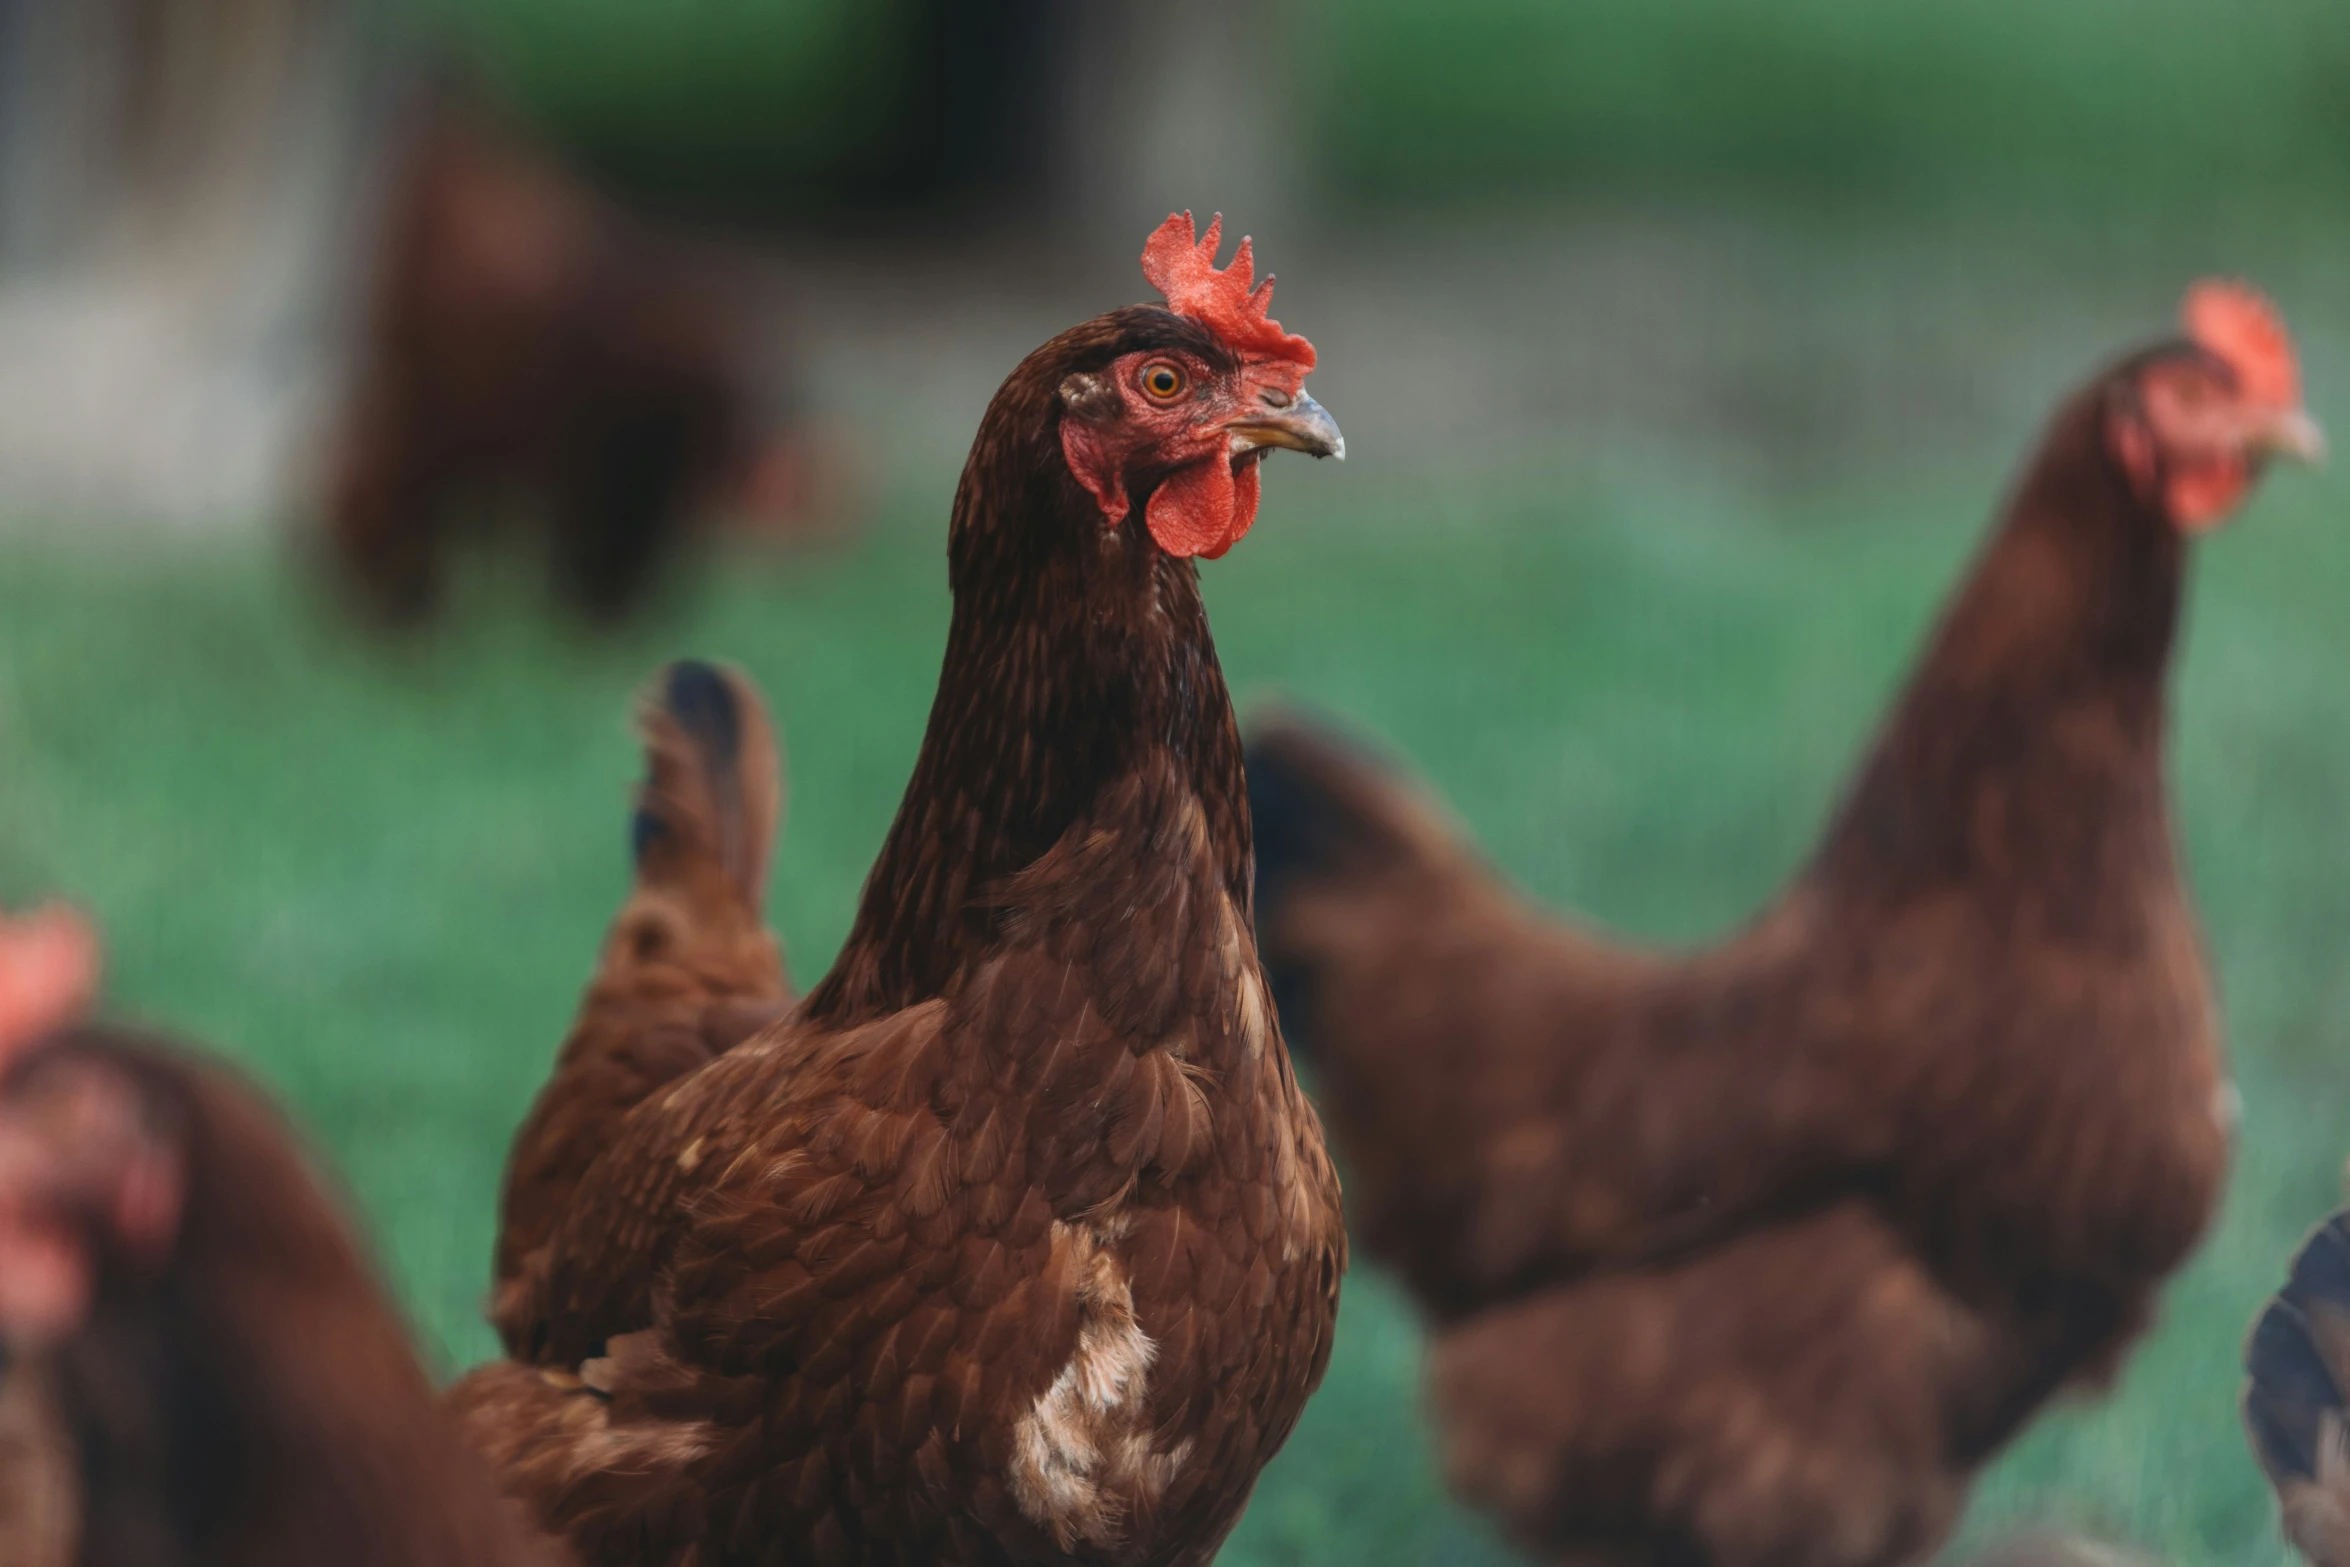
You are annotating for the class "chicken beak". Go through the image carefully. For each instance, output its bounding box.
[1227,391,1346,462]
[2257,405,2327,467]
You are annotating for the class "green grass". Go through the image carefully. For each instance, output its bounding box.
[0,436,2343,1566]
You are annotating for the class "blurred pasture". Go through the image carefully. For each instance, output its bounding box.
[2,2,2348,1564]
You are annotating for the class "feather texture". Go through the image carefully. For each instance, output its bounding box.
[491,660,791,1359]
[1248,339,2247,1567]
[453,303,1345,1566]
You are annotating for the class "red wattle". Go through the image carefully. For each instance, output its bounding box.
[2167,458,2250,533]
[1146,459,1259,560]
[1210,462,1262,559]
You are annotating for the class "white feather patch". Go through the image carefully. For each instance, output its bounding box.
[1008,1222,1183,1549]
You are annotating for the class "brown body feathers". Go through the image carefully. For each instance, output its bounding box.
[490,661,793,1356]
[1242,321,2313,1565]
[454,292,1347,1564]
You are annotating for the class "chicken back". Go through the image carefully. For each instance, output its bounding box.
[1248,281,2322,1567]
[451,214,1349,1567]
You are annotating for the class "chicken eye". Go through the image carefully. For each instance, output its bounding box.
[1140,363,1186,402]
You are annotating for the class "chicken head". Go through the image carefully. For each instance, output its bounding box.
[1060,212,1343,560]
[0,912,180,1346]
[2109,279,2324,532]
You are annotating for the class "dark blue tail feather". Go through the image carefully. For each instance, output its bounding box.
[2248,1211,2350,1487]
[633,660,740,861]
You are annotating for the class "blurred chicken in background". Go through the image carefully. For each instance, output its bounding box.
[0,0,1310,625]
[1245,284,2322,1567]
[0,906,568,1567]
[324,98,830,628]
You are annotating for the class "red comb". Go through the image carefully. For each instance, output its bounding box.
[2183,279,2300,410]
[1140,212,1315,370]
[0,905,97,1065]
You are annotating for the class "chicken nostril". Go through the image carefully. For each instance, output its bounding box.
[1260,388,1293,410]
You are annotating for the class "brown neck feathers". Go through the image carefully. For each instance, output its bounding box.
[1812,375,2185,903]
[803,312,1252,1028]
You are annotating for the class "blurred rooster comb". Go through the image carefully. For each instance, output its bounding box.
[1142,212,1316,371]
[2184,279,2300,410]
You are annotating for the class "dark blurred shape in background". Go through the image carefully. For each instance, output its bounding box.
[325,95,825,628]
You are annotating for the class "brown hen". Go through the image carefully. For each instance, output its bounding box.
[450,213,1348,1566]
[1247,282,2324,1567]
[327,105,799,626]
[0,975,564,1565]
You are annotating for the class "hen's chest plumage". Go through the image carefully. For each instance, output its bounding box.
[557,785,1344,1567]
[1794,833,2231,1308]
[956,790,1345,1563]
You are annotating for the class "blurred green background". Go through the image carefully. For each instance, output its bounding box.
[404,0,2350,213]
[6,2,2349,1564]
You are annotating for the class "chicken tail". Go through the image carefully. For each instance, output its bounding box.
[1246,711,1479,1058]
[445,1359,693,1554]
[632,658,782,916]
[489,660,790,1357]
[2245,1207,2350,1567]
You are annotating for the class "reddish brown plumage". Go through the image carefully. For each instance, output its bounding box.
[454,290,1347,1564]
[1244,320,2319,1566]
[0,1025,565,1567]
[326,107,790,626]
[491,661,793,1357]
